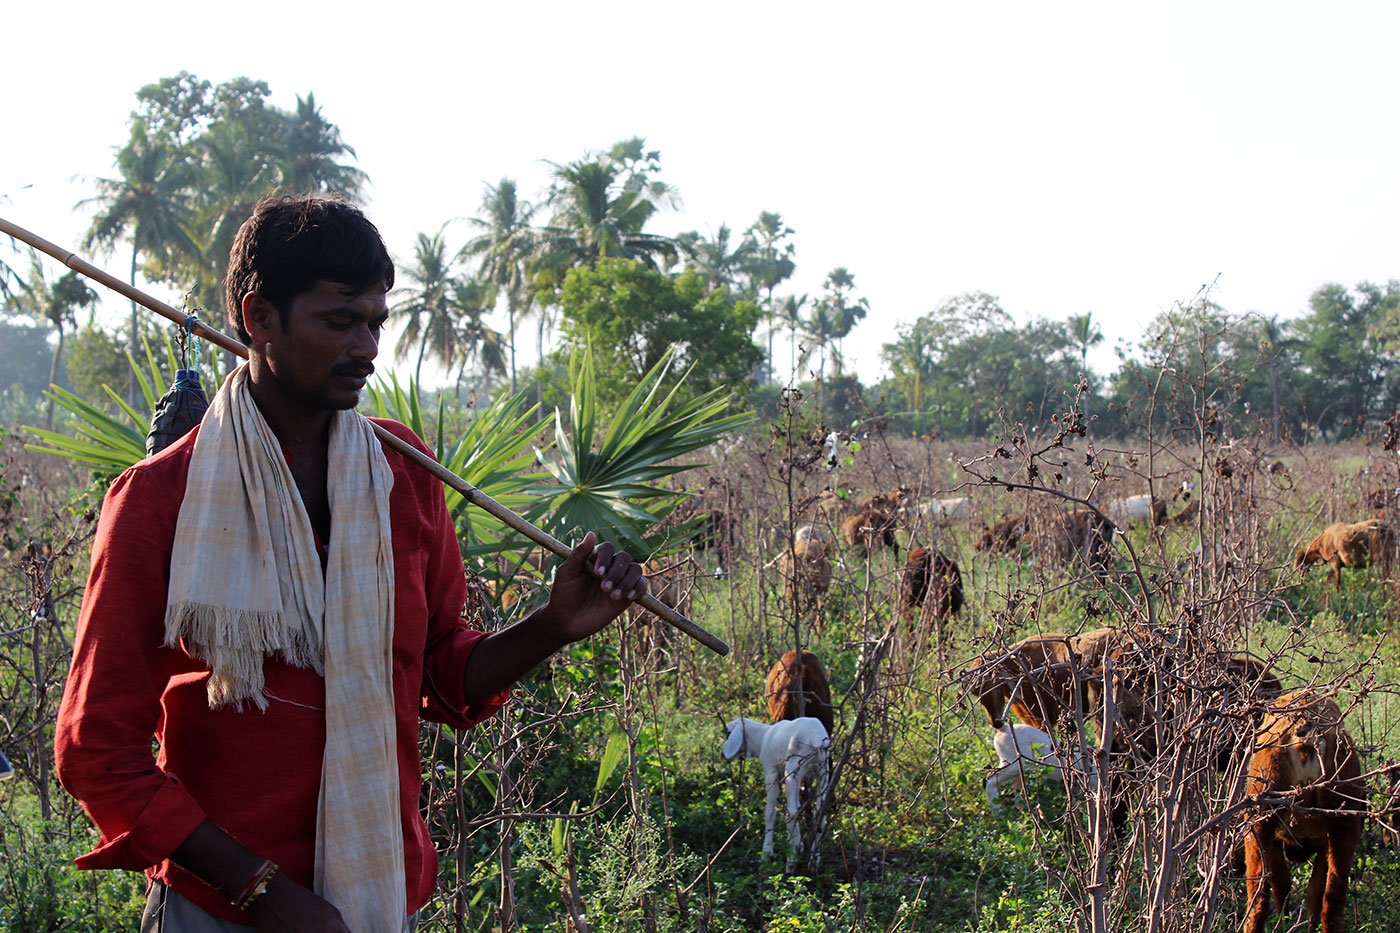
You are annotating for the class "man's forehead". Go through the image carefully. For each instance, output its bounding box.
[301,280,390,310]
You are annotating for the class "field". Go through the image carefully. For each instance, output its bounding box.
[3,409,1400,931]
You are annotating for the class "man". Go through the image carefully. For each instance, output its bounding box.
[54,193,647,931]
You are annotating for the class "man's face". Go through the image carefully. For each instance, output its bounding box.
[247,280,389,412]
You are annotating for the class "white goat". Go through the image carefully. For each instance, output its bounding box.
[722,717,831,866]
[1103,493,1162,529]
[908,496,973,526]
[984,721,1092,812]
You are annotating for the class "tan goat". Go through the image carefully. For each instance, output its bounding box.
[1294,518,1392,590]
[1243,690,1363,933]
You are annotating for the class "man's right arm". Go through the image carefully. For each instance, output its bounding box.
[53,465,345,928]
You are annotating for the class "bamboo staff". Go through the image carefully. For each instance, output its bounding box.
[0,216,730,656]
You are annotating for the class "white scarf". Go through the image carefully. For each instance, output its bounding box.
[165,365,406,930]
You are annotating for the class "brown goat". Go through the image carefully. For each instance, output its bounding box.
[1029,508,1115,571]
[896,546,964,623]
[975,513,1027,554]
[778,533,833,616]
[1243,690,1363,933]
[1079,627,1283,767]
[962,633,1081,731]
[840,507,899,555]
[764,649,834,735]
[1294,518,1392,590]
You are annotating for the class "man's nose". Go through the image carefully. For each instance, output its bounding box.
[349,322,380,361]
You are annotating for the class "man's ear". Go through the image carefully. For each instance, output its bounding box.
[241,293,279,344]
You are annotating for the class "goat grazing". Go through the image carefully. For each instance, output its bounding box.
[721,717,831,868]
[1294,518,1392,590]
[1029,508,1115,571]
[962,633,1080,732]
[1103,493,1166,529]
[908,496,974,526]
[984,721,1091,812]
[1243,690,1363,933]
[764,650,835,734]
[897,546,963,623]
[840,507,898,555]
[777,530,833,617]
[975,513,1027,554]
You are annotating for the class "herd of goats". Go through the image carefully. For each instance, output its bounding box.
[694,479,1400,933]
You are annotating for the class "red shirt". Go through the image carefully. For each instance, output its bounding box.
[54,418,506,924]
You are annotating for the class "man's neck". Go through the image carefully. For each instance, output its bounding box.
[245,360,333,452]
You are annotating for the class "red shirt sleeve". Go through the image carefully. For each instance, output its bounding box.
[54,461,209,871]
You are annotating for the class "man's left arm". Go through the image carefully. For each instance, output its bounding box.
[461,532,646,705]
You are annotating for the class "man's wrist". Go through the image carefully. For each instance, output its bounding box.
[526,603,574,653]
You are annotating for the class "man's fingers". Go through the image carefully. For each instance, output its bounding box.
[561,532,597,574]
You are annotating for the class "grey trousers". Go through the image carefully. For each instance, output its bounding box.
[140,882,420,932]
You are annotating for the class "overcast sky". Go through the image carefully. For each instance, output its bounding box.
[4,1,1398,386]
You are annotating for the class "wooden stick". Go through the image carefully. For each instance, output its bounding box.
[0,215,729,656]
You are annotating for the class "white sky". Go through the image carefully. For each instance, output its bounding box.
[4,1,1398,387]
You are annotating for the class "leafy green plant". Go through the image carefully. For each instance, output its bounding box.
[23,335,198,473]
[364,375,546,559]
[535,347,753,556]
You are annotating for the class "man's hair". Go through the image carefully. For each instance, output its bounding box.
[225,192,396,343]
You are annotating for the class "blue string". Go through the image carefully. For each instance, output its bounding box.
[184,316,201,375]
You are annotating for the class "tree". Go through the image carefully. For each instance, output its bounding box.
[278,92,368,197]
[739,212,797,382]
[450,277,508,400]
[676,224,755,291]
[24,267,99,427]
[535,140,680,281]
[80,119,197,403]
[63,323,131,408]
[392,228,466,385]
[556,258,762,410]
[770,293,808,382]
[801,268,868,411]
[1067,311,1103,377]
[1291,282,1400,437]
[461,179,537,391]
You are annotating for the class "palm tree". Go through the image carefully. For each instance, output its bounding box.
[771,293,808,383]
[535,153,679,278]
[392,228,465,385]
[461,179,537,391]
[11,257,99,427]
[278,93,368,197]
[1258,314,1291,442]
[812,268,868,379]
[677,225,755,290]
[80,120,197,403]
[177,119,280,319]
[1067,311,1103,378]
[741,212,797,381]
[451,278,509,400]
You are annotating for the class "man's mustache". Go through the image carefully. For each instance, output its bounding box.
[333,363,375,378]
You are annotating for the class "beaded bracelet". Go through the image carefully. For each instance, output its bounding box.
[230,859,278,910]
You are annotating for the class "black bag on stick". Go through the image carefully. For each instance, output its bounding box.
[146,369,209,456]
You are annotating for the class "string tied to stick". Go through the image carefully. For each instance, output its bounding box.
[146,313,210,456]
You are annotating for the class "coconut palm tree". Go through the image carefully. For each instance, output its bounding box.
[809,268,868,379]
[278,93,368,197]
[80,120,197,402]
[770,293,808,383]
[676,224,755,290]
[1067,311,1103,378]
[392,228,465,385]
[535,153,679,278]
[741,212,797,381]
[461,179,537,391]
[451,277,509,399]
